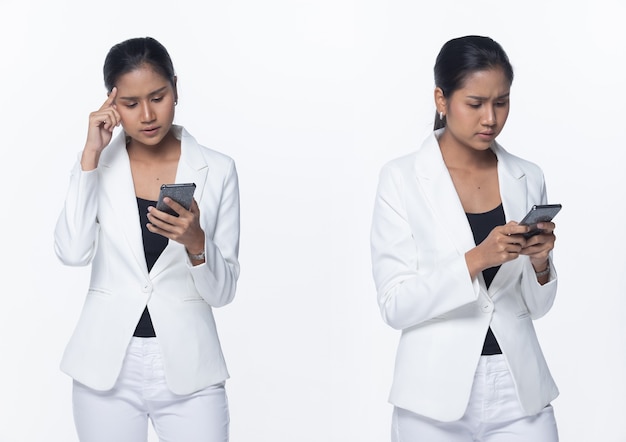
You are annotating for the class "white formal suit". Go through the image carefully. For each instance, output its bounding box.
[54,125,240,395]
[370,129,559,422]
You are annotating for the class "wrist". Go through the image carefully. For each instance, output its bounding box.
[80,149,101,171]
[465,248,489,280]
[533,259,550,277]
[187,251,205,261]
[186,248,205,261]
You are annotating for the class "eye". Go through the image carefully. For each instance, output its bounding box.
[125,102,138,109]
[152,96,164,102]
[495,101,509,107]
[468,103,481,109]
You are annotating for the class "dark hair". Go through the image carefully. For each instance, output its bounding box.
[103,37,176,93]
[433,35,513,130]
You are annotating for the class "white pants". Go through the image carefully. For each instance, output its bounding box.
[72,337,229,442]
[392,355,559,442]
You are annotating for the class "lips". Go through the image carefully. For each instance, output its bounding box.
[142,126,160,136]
[477,131,496,141]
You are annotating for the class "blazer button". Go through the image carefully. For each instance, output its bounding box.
[482,304,493,313]
[142,284,152,293]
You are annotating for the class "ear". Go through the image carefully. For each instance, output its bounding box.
[434,87,447,113]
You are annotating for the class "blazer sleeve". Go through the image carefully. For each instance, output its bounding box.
[520,258,557,319]
[519,174,558,319]
[370,163,480,330]
[189,159,240,307]
[54,160,100,266]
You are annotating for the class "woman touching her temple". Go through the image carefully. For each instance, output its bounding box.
[370,35,559,441]
[55,37,239,442]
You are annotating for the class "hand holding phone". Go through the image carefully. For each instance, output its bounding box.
[156,183,196,217]
[519,204,562,238]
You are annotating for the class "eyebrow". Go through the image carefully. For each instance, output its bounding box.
[466,92,510,100]
[119,86,168,101]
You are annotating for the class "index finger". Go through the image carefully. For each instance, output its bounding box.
[163,197,190,215]
[505,222,530,236]
[99,87,118,110]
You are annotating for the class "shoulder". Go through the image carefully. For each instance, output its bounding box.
[381,151,419,173]
[177,126,237,170]
[376,152,420,194]
[378,130,441,179]
[197,143,237,170]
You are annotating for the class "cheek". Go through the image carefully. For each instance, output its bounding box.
[497,107,510,124]
[448,104,475,126]
[163,104,176,121]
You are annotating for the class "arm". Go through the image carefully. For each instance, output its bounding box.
[520,256,557,319]
[189,160,241,307]
[148,160,241,307]
[54,89,121,266]
[370,165,480,330]
[53,162,100,266]
[518,176,558,318]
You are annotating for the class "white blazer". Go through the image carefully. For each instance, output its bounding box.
[370,130,559,422]
[54,125,240,394]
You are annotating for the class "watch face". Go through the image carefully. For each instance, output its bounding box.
[188,251,205,260]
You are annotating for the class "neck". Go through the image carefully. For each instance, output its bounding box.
[127,130,180,163]
[439,134,496,170]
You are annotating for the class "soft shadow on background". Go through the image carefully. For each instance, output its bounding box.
[2,1,625,441]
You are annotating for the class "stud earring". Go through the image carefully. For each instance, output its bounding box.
[439,111,444,120]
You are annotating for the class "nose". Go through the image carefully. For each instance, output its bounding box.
[482,105,496,127]
[140,101,156,123]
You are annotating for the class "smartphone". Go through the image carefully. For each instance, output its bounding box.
[156,183,196,216]
[519,204,562,238]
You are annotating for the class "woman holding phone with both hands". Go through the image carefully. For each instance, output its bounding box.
[370,36,560,440]
[55,37,239,441]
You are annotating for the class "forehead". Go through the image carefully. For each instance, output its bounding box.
[116,64,171,95]
[455,68,511,97]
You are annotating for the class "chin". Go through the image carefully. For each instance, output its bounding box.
[134,133,166,146]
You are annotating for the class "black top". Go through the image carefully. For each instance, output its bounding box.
[466,204,505,355]
[133,197,168,337]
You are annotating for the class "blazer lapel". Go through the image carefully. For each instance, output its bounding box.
[414,131,478,257]
[149,127,209,278]
[489,142,529,296]
[171,127,209,203]
[98,131,150,276]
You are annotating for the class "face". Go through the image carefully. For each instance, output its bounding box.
[436,68,510,152]
[113,64,177,147]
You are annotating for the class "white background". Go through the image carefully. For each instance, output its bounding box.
[2,0,625,441]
